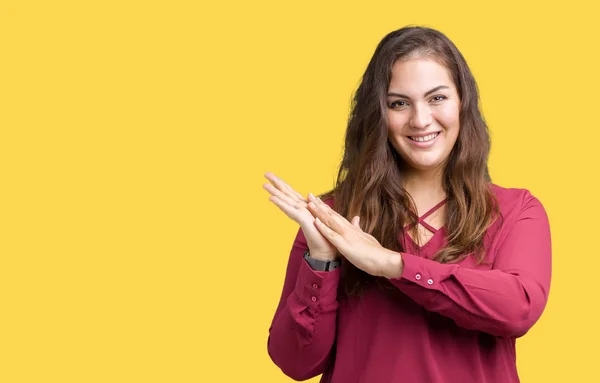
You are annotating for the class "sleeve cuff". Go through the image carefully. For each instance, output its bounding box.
[294,257,341,310]
[393,252,458,290]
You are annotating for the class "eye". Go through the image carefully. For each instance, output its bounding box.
[431,95,447,103]
[390,100,408,108]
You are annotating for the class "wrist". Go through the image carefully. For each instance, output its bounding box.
[379,249,404,279]
[308,251,339,262]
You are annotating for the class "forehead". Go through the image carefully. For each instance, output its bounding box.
[388,58,454,92]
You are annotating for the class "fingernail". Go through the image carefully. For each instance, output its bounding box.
[308,193,315,200]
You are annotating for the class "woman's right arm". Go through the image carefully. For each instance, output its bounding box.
[267,227,340,381]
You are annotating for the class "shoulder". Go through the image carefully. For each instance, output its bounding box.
[488,182,550,235]
[489,183,546,212]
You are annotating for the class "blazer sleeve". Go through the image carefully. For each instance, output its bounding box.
[389,192,552,338]
[267,226,341,381]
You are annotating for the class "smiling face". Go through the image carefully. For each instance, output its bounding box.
[386,57,461,175]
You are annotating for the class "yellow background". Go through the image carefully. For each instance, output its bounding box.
[1,0,597,382]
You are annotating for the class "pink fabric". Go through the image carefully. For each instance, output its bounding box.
[405,197,447,233]
[267,184,552,383]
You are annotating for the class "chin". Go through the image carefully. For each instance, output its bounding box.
[413,164,443,172]
[407,158,445,172]
[393,145,450,172]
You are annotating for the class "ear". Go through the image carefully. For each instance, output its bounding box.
[351,215,361,228]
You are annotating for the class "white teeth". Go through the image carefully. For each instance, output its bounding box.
[409,132,439,142]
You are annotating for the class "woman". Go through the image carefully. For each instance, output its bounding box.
[263,26,551,383]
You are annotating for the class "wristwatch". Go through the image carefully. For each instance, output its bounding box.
[303,249,341,271]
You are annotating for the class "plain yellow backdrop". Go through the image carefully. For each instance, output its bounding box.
[1,0,598,382]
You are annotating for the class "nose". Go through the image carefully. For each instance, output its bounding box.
[410,103,433,129]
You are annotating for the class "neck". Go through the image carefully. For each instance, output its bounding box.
[402,167,446,204]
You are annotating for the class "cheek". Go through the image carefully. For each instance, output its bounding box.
[387,111,408,133]
[434,104,460,130]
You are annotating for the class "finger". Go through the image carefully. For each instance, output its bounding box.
[263,183,306,209]
[265,173,307,204]
[278,177,306,202]
[268,173,305,201]
[314,217,346,249]
[265,172,294,196]
[351,216,360,227]
[308,193,347,222]
[308,199,347,235]
[265,172,306,203]
[268,195,302,221]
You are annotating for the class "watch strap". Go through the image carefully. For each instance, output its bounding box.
[303,249,341,271]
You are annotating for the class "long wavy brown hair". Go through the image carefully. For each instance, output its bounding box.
[320,26,501,296]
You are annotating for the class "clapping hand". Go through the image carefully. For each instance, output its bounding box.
[263,172,337,261]
[263,172,403,278]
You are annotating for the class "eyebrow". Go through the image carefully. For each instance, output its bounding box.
[387,85,450,98]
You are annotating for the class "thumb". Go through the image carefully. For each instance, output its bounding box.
[351,215,361,228]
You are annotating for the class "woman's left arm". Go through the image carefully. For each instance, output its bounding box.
[307,192,552,338]
[388,195,551,337]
